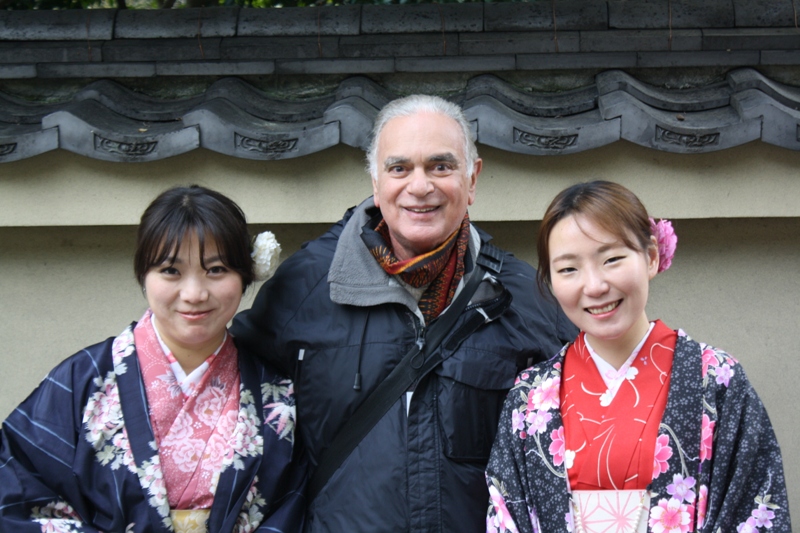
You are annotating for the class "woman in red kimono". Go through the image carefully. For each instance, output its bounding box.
[486,181,789,533]
[0,185,305,532]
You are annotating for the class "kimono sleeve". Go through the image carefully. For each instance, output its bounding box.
[0,350,104,532]
[485,380,536,533]
[255,443,308,533]
[702,355,791,532]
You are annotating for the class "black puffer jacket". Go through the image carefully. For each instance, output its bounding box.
[232,199,576,533]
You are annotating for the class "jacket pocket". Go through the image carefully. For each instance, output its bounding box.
[436,347,517,462]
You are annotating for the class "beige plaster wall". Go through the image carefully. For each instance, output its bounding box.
[0,141,797,522]
[1,141,800,228]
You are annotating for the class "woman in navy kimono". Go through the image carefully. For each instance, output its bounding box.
[486,181,790,533]
[0,185,306,533]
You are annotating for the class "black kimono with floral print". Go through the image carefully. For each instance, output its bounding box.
[485,328,790,533]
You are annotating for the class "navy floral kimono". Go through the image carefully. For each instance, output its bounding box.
[0,322,306,532]
[486,327,790,533]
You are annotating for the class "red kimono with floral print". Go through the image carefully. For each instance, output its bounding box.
[561,320,675,491]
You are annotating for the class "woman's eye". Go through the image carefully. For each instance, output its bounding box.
[557,267,576,274]
[208,265,229,275]
[606,256,625,264]
[160,266,179,275]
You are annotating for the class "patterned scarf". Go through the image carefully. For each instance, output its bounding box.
[361,212,471,324]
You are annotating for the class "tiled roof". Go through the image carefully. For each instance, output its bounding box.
[1,4,799,161]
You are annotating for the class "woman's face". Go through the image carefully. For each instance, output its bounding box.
[548,214,658,358]
[144,232,243,360]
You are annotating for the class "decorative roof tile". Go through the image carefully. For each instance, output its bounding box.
[0,5,799,161]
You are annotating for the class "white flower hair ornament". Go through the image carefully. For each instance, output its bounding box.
[252,231,282,282]
[649,217,677,273]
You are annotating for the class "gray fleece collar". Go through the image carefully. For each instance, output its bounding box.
[328,197,480,313]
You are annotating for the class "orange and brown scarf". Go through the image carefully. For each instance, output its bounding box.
[361,212,471,324]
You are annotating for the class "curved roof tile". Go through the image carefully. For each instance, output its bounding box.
[2,70,800,162]
[1,4,799,162]
[41,99,199,162]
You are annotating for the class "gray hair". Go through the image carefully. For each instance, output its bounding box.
[366,94,478,181]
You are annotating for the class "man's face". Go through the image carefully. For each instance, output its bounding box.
[372,111,481,261]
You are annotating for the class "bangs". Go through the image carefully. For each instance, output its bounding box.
[134,185,255,290]
[145,221,243,272]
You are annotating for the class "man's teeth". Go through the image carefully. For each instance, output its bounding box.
[588,301,619,314]
[409,207,436,213]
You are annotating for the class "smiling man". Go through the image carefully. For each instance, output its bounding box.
[232,95,576,532]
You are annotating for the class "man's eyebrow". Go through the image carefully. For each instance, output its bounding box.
[428,153,458,164]
[382,153,459,169]
[383,156,411,169]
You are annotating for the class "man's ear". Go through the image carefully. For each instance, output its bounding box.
[372,177,381,208]
[467,158,482,206]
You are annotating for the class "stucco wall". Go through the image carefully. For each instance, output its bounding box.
[2,142,800,227]
[0,141,797,521]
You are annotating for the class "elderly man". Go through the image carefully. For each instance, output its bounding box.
[231,95,576,532]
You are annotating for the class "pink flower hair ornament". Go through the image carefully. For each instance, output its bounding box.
[649,217,677,273]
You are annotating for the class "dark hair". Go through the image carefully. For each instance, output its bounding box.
[134,185,255,291]
[536,180,652,293]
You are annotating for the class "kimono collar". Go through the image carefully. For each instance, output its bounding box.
[585,322,655,396]
[149,310,228,395]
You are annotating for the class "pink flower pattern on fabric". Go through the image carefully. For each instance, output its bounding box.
[737,517,759,533]
[194,384,228,427]
[715,364,735,387]
[696,485,708,529]
[528,376,561,412]
[549,426,567,466]
[666,474,696,504]
[700,414,715,462]
[652,434,673,479]
[487,485,520,533]
[649,218,678,273]
[648,498,692,533]
[700,348,717,378]
[526,410,552,435]
[110,431,137,473]
[134,310,241,510]
[31,500,86,533]
[511,409,526,435]
[752,503,776,528]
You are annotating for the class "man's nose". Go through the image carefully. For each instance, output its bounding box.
[406,167,434,196]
